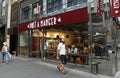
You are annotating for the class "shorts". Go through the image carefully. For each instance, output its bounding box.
[60,55,67,64]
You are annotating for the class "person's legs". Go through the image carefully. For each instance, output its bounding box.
[73,55,76,63]
[57,55,62,69]
[61,64,65,73]
[5,52,8,63]
[2,53,5,62]
[57,55,64,72]
[60,55,66,74]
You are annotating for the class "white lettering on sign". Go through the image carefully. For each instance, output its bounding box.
[113,0,120,14]
[27,16,62,29]
[37,21,40,27]
[41,17,58,27]
[113,0,119,9]
[58,17,61,23]
[27,21,37,29]
[54,17,57,24]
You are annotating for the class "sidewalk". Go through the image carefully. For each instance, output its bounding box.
[17,56,113,78]
[37,61,113,78]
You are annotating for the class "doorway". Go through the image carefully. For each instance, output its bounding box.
[10,35,18,55]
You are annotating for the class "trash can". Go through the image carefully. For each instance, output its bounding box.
[91,61,101,74]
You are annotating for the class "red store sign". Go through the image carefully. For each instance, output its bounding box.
[34,3,41,15]
[18,7,88,32]
[97,0,104,17]
[109,0,120,17]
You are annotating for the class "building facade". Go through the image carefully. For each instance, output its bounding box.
[18,0,88,58]
[0,0,8,49]
[10,0,118,76]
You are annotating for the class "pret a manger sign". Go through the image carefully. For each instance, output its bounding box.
[27,17,61,29]
[18,7,88,32]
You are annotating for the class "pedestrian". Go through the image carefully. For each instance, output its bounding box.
[56,38,67,74]
[1,42,9,63]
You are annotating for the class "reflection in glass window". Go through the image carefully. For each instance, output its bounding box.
[2,0,6,16]
[21,6,30,20]
[32,0,43,18]
[47,0,62,13]
[67,0,87,7]
[2,0,5,7]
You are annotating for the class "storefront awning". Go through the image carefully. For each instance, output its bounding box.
[18,7,88,32]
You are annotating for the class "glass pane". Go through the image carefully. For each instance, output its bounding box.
[73,0,79,5]
[47,0,62,13]
[48,0,52,3]
[22,6,30,20]
[67,0,73,7]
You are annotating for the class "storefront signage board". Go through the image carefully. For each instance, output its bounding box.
[18,7,88,32]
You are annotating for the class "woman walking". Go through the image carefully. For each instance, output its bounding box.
[1,42,9,63]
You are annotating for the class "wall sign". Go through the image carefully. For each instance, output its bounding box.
[19,7,88,32]
[109,0,120,17]
[34,3,41,15]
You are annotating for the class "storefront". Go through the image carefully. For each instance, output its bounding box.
[18,6,119,75]
[18,7,89,64]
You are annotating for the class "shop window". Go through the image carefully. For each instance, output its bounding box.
[32,0,43,18]
[21,6,30,21]
[67,0,73,7]
[67,0,87,7]
[47,0,62,13]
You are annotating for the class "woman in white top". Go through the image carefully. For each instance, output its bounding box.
[57,39,67,74]
[1,42,9,63]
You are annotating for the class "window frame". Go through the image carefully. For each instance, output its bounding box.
[67,0,87,8]
[47,0,62,13]
[21,6,30,21]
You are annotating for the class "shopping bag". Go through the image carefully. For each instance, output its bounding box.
[7,52,12,59]
[7,52,12,61]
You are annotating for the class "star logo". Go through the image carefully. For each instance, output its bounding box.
[58,17,62,23]
[115,10,119,14]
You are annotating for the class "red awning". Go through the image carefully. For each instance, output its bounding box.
[18,7,88,32]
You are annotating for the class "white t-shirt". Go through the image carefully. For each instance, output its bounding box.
[74,48,78,54]
[57,42,66,55]
[3,46,8,52]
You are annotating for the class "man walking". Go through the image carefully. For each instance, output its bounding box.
[57,38,67,74]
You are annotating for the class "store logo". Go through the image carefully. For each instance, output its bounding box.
[27,17,62,29]
[27,21,40,29]
[34,3,41,15]
[41,17,57,27]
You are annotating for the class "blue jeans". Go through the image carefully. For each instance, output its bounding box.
[2,53,5,62]
[5,52,9,62]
